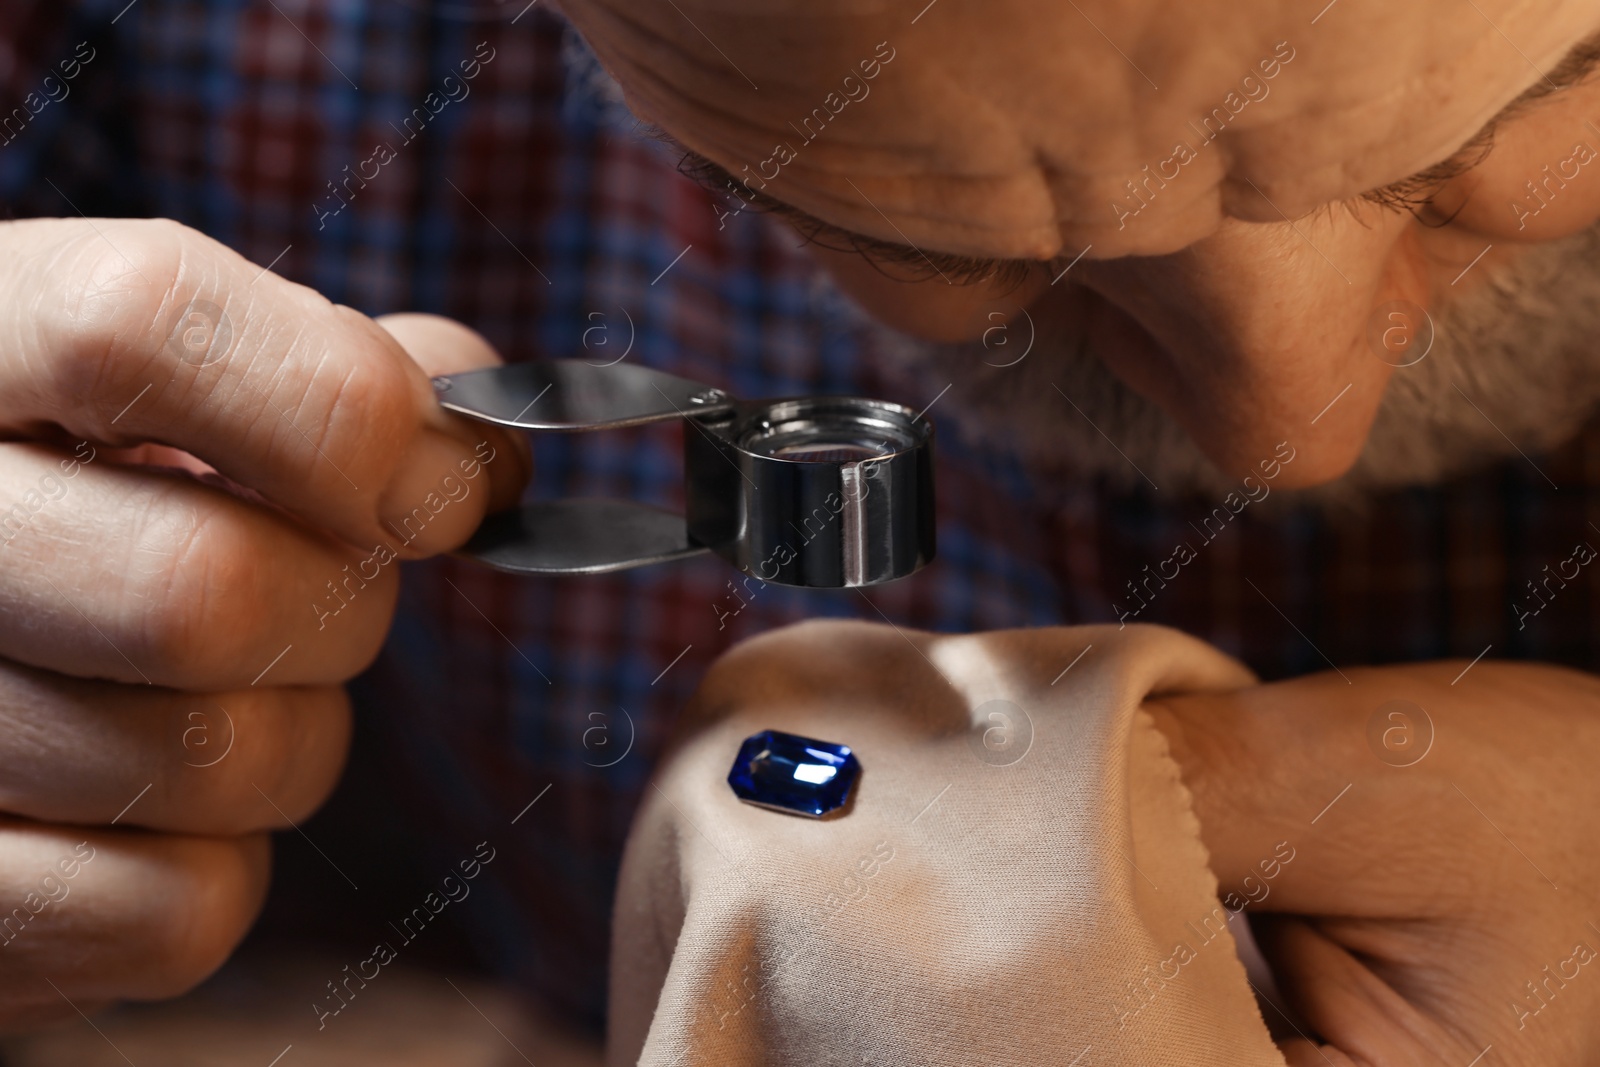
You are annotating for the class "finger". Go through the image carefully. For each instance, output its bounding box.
[3,218,520,555]
[0,821,269,1007]
[0,659,349,835]
[1253,916,1468,1067]
[0,441,402,688]
[1144,664,1529,920]
[375,312,529,514]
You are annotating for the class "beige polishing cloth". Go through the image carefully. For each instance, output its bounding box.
[608,621,1288,1066]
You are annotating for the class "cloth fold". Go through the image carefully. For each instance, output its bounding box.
[609,621,1287,1066]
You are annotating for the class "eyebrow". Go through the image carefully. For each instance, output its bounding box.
[1365,31,1600,213]
[676,149,1051,287]
[673,31,1600,286]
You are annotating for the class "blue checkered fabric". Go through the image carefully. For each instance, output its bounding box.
[5,0,1599,1030]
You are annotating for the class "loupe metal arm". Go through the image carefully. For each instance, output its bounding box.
[434,361,935,588]
[434,362,726,576]
[434,360,734,432]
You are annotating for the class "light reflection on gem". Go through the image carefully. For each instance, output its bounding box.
[792,763,838,785]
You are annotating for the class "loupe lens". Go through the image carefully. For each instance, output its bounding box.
[741,403,919,464]
[764,439,893,463]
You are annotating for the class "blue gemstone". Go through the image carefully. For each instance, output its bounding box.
[727,729,861,818]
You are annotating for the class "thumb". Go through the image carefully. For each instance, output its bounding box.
[375,313,531,521]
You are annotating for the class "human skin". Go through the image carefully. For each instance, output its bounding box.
[684,620,1600,1065]
[1153,665,1600,1066]
[0,218,527,1023]
[559,0,1600,486]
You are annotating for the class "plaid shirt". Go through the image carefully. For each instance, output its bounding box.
[7,0,1600,1029]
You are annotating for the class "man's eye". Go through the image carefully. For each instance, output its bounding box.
[1359,139,1496,220]
[1363,176,1451,215]
[855,245,1047,289]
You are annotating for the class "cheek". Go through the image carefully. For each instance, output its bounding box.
[1434,81,1600,242]
[804,241,1052,342]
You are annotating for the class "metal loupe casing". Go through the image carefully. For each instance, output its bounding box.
[432,361,935,589]
[685,396,935,587]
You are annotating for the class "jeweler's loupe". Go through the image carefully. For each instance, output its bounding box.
[432,361,935,588]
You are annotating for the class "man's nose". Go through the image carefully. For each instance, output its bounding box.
[1064,209,1424,487]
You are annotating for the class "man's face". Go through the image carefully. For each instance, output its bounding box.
[561,0,1600,487]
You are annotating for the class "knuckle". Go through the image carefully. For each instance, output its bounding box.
[192,686,351,830]
[129,488,266,683]
[270,686,353,820]
[257,308,423,500]
[316,315,425,447]
[150,835,269,997]
[121,477,400,689]
[42,219,199,405]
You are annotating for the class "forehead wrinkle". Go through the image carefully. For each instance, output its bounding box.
[781,162,1061,256]
[1347,23,1600,198]
[587,0,1600,257]
[585,24,1064,252]
[677,144,1064,263]
[577,0,786,125]
[603,34,1036,181]
[582,0,1281,247]
[580,3,989,184]
[583,0,898,106]
[1341,25,1600,205]
[652,110,1044,247]
[677,150,1058,282]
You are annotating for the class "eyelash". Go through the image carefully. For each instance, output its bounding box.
[1357,37,1600,220]
[777,208,1049,289]
[1358,131,1496,220]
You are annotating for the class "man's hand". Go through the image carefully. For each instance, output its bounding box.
[0,218,527,1025]
[1151,662,1600,1066]
[667,620,1600,1065]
